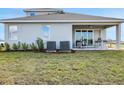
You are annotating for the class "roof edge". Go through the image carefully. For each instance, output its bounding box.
[0,19,124,23]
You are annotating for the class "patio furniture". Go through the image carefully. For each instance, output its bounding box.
[76,41,82,48]
[94,38,102,48]
[60,41,71,52]
[103,40,108,49]
[46,41,56,52]
[95,38,108,49]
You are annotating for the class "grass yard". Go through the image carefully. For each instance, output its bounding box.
[0,51,124,85]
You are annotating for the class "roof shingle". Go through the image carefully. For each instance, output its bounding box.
[1,12,124,23]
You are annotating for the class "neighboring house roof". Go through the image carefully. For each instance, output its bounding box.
[1,12,124,23]
[24,8,63,12]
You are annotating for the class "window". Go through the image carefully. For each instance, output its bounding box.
[9,25,18,40]
[41,25,50,41]
[75,29,93,47]
[30,12,35,16]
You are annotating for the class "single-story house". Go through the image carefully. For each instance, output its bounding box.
[0,8,124,50]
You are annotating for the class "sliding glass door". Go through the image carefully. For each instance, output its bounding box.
[87,30,93,46]
[75,29,94,47]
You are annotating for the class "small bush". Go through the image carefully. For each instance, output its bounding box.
[17,42,21,50]
[12,43,18,50]
[12,42,21,51]
[4,43,10,51]
[0,44,2,51]
[21,43,28,51]
[30,43,37,51]
[36,38,44,51]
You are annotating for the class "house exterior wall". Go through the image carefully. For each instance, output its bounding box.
[50,23,72,49]
[5,23,73,49]
[4,23,107,49]
[5,23,42,45]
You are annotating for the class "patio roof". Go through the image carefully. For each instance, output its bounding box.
[73,25,114,29]
[0,12,124,23]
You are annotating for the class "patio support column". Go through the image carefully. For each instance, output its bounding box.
[116,24,121,49]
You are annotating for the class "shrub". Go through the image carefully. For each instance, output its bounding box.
[0,44,2,51]
[4,43,10,51]
[12,42,21,51]
[30,43,37,51]
[12,43,18,50]
[21,43,28,51]
[36,38,44,51]
[17,42,21,49]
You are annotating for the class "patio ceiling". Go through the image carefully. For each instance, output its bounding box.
[73,25,114,29]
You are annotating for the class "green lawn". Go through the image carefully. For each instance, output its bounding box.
[0,51,124,85]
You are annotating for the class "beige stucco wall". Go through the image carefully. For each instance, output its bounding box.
[5,23,42,44]
[50,23,72,49]
[5,23,106,49]
[5,23,73,49]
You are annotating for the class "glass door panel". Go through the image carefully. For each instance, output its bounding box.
[75,30,82,46]
[75,29,94,47]
[88,30,93,46]
[82,30,87,46]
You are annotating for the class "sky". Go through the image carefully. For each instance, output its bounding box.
[0,8,124,41]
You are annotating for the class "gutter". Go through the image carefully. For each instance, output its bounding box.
[0,20,123,23]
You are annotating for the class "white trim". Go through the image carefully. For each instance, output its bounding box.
[1,20,123,23]
[72,23,121,25]
[116,24,121,49]
[74,29,101,30]
[101,29,102,39]
[93,29,95,46]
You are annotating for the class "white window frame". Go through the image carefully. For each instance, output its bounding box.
[9,25,18,40]
[74,29,95,48]
[41,25,51,41]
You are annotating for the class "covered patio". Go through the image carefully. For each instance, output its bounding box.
[72,23,121,50]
